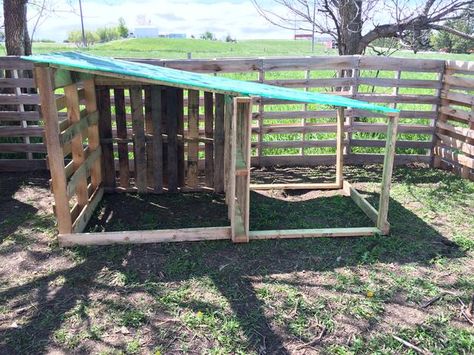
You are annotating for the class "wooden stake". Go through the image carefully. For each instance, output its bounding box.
[187,89,199,188]
[336,107,345,187]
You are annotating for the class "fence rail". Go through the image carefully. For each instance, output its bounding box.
[0,55,473,180]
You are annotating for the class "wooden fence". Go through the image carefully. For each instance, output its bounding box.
[0,55,473,180]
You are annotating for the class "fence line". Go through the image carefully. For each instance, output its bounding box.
[0,55,472,181]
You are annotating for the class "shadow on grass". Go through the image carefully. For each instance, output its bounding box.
[0,169,468,353]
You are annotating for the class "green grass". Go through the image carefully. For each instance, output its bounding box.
[0,166,473,353]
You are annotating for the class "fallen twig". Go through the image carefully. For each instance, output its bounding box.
[296,327,326,350]
[392,335,433,355]
[420,290,457,309]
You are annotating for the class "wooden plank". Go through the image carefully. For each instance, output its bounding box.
[439,106,473,124]
[177,89,185,187]
[130,87,146,193]
[377,113,399,234]
[0,126,44,137]
[114,88,130,188]
[343,181,378,224]
[71,187,104,234]
[336,107,344,187]
[53,69,93,89]
[0,93,40,105]
[83,79,102,190]
[66,147,102,198]
[97,86,115,188]
[0,56,34,70]
[34,65,72,234]
[444,74,474,89]
[436,133,474,155]
[434,146,474,169]
[250,182,340,190]
[436,121,474,140]
[144,87,154,188]
[59,110,99,145]
[442,91,474,106]
[445,60,474,73]
[0,143,46,153]
[64,82,89,209]
[248,227,381,240]
[0,77,36,88]
[204,91,214,187]
[187,89,200,188]
[0,111,40,121]
[59,226,231,246]
[150,86,163,193]
[0,159,46,172]
[358,56,445,72]
[214,93,225,193]
[166,87,179,192]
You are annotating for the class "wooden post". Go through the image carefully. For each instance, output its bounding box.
[187,89,199,188]
[114,88,130,188]
[214,94,225,193]
[130,87,146,193]
[166,87,179,192]
[231,97,252,243]
[97,86,115,188]
[377,112,399,234]
[336,107,344,187]
[150,85,163,193]
[204,91,214,187]
[34,65,72,234]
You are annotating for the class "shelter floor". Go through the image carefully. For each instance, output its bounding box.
[85,166,379,233]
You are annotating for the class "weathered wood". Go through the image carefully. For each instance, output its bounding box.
[144,87,154,188]
[166,87,179,192]
[150,86,163,193]
[59,110,99,145]
[66,147,102,198]
[204,91,214,187]
[343,181,378,224]
[130,87,146,193]
[83,79,102,190]
[377,113,399,234]
[59,226,231,246]
[71,187,104,234]
[34,65,72,234]
[114,88,130,188]
[250,182,340,190]
[64,82,89,208]
[177,89,185,187]
[97,86,115,188]
[249,227,381,240]
[187,89,200,188]
[214,93,225,193]
[336,107,344,187]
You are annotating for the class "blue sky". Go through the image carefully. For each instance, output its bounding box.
[27,0,293,42]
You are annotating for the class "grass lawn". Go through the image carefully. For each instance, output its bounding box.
[0,166,473,354]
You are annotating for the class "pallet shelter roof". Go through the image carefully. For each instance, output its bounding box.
[23,52,399,114]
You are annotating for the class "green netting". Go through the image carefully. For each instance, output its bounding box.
[23,52,399,114]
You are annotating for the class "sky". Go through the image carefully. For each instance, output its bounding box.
[27,0,294,42]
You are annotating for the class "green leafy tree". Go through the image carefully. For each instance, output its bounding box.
[117,17,129,38]
[200,31,216,40]
[67,30,99,45]
[431,18,474,53]
[96,27,120,43]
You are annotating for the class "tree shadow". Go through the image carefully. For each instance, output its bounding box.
[0,168,469,353]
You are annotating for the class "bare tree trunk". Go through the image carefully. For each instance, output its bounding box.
[338,0,363,55]
[3,0,31,56]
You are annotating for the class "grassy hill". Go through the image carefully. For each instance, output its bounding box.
[1,38,472,60]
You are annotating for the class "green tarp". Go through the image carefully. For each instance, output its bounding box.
[23,52,399,114]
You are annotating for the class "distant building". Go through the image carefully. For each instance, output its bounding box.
[166,33,186,39]
[294,34,313,40]
[132,26,159,38]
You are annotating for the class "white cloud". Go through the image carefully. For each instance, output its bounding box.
[29,0,294,41]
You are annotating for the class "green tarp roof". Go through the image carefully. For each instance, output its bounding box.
[23,52,399,114]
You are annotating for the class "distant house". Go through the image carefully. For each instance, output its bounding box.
[294,34,313,40]
[166,33,186,39]
[132,26,159,38]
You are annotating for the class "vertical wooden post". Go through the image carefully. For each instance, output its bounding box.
[83,79,102,190]
[150,86,163,193]
[377,112,399,234]
[231,97,252,243]
[214,93,225,193]
[114,88,130,188]
[130,87,146,193]
[144,87,154,189]
[177,89,185,187]
[97,86,115,188]
[166,87,179,192]
[433,66,453,169]
[34,65,72,234]
[224,95,234,206]
[336,107,345,187]
[187,89,199,188]
[204,91,214,187]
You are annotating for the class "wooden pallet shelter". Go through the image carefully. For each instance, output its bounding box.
[28,53,399,246]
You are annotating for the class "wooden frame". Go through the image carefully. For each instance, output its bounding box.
[35,64,399,246]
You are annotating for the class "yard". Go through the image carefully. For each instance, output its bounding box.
[0,165,473,354]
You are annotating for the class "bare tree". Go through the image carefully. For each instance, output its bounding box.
[252,0,474,55]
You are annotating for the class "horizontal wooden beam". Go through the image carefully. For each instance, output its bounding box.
[343,181,378,224]
[248,227,381,240]
[59,226,232,246]
[250,182,340,190]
